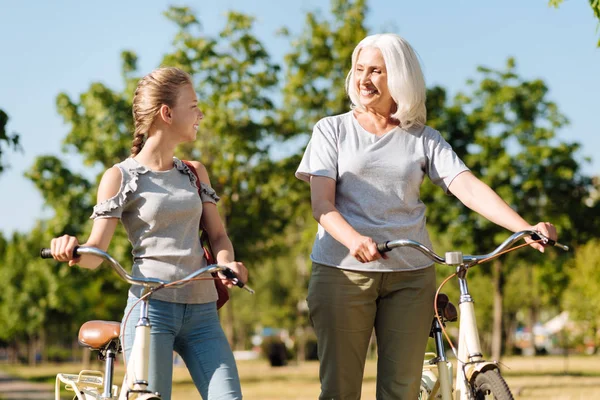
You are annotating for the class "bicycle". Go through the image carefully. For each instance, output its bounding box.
[40,246,254,400]
[376,230,568,400]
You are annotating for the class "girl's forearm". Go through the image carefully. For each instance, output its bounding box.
[209,234,235,264]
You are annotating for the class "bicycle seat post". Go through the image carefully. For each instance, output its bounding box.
[139,288,152,324]
[102,343,119,399]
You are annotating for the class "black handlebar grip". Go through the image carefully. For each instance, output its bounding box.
[40,248,53,259]
[222,267,245,288]
[530,233,556,247]
[377,242,391,254]
[40,247,80,259]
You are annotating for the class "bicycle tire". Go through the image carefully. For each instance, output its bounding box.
[473,370,514,400]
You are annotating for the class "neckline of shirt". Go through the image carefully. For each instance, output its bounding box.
[350,111,400,139]
[130,157,178,173]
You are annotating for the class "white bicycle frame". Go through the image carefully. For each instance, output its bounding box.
[44,246,253,400]
[423,255,500,400]
[379,231,568,400]
[118,291,154,400]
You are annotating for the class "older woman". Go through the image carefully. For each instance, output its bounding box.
[296,33,556,399]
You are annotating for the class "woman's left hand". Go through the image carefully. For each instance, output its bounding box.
[525,222,558,253]
[220,261,248,288]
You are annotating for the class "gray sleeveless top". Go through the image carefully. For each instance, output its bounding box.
[90,157,220,304]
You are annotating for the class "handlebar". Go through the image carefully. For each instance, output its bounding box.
[40,246,254,293]
[377,230,568,267]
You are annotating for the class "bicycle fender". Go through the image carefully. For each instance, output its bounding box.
[464,361,500,382]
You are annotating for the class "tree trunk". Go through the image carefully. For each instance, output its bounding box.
[504,312,517,356]
[39,328,47,364]
[491,260,504,360]
[591,321,599,355]
[9,340,18,363]
[524,262,539,356]
[526,305,539,356]
[295,254,309,363]
[28,335,37,366]
[295,325,306,362]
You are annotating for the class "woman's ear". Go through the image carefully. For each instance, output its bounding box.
[159,104,172,124]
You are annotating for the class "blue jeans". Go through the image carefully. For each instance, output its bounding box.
[121,297,242,400]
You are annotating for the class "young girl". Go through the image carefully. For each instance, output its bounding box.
[50,67,247,400]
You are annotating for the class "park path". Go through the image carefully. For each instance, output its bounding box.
[0,370,53,400]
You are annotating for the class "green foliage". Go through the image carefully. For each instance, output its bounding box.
[422,59,597,355]
[280,0,367,133]
[158,7,297,265]
[563,239,600,324]
[0,109,21,174]
[244,0,369,333]
[1,0,598,359]
[0,230,53,340]
[425,58,596,259]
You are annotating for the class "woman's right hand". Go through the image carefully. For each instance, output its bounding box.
[350,235,388,263]
[50,235,81,266]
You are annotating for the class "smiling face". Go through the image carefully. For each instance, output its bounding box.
[170,84,204,142]
[354,47,395,114]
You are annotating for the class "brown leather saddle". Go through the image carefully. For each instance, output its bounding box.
[78,320,122,353]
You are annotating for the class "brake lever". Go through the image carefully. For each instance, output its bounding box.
[221,267,255,294]
[530,232,569,251]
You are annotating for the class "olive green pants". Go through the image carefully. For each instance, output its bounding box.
[307,263,436,400]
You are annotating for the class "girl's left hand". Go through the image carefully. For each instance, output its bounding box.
[525,222,558,253]
[220,261,248,287]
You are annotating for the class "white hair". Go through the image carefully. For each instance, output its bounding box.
[345,33,426,129]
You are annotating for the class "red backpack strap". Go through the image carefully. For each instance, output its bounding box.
[182,160,216,264]
[183,160,229,309]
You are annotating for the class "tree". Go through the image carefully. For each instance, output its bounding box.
[0,155,132,363]
[31,6,298,349]
[563,239,600,353]
[423,58,598,358]
[241,0,370,355]
[0,109,21,174]
[549,0,600,46]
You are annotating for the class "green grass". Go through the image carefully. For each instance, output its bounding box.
[1,355,600,399]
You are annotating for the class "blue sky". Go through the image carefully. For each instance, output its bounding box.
[1,0,598,235]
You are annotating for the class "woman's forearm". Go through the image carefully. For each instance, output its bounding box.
[450,172,531,232]
[314,201,362,250]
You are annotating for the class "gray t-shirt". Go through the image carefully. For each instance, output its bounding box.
[296,111,469,272]
[90,157,220,303]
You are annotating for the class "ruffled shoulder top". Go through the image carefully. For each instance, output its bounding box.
[90,157,221,304]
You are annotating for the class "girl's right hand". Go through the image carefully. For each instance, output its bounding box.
[350,235,388,263]
[50,235,81,266]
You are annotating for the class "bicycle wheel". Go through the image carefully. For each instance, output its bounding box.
[473,370,514,400]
